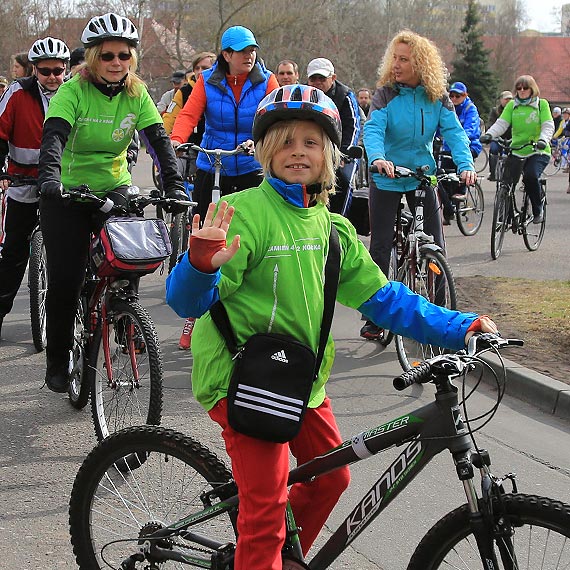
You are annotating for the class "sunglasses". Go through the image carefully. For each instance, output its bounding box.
[516,85,529,91]
[449,92,464,99]
[100,52,132,62]
[36,66,66,77]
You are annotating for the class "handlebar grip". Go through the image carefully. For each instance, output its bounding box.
[393,361,432,391]
[370,165,379,173]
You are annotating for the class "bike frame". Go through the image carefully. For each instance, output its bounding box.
[148,375,499,569]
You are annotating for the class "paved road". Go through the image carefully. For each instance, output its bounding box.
[0,154,568,568]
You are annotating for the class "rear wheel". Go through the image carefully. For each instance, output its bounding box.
[456,181,484,236]
[28,229,47,352]
[395,248,456,371]
[491,185,510,260]
[68,297,91,410]
[69,426,238,570]
[90,300,163,441]
[167,210,190,273]
[407,493,570,570]
[522,185,547,251]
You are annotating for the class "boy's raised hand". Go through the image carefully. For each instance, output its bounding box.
[188,201,240,272]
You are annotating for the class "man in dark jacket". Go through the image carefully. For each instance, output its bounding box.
[486,90,513,180]
[307,57,361,214]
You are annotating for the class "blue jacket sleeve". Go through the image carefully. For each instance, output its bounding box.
[461,101,483,155]
[438,103,474,174]
[358,281,477,350]
[165,252,220,318]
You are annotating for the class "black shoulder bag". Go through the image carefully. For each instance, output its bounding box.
[210,225,340,443]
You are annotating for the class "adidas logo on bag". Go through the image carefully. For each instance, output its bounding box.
[271,350,289,363]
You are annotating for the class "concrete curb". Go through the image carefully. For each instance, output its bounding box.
[480,354,570,420]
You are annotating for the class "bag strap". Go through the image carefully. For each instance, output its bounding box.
[210,224,341,379]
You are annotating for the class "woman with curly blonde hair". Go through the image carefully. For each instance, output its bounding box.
[360,29,477,341]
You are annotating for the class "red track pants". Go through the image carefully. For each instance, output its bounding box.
[208,397,350,570]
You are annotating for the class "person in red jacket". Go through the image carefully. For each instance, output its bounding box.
[0,37,69,341]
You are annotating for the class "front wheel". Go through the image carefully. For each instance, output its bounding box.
[474,146,488,174]
[28,229,47,352]
[69,426,237,570]
[89,300,163,441]
[491,185,510,260]
[456,181,484,236]
[407,493,570,570]
[522,185,546,251]
[167,210,190,273]
[395,248,456,371]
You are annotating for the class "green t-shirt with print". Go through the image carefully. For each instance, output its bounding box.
[190,179,388,411]
[46,75,162,195]
[499,98,552,157]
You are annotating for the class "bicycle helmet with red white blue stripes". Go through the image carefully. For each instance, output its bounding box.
[81,13,139,48]
[253,84,342,147]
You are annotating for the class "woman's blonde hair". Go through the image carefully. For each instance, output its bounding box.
[514,75,540,98]
[80,42,145,97]
[255,119,340,204]
[377,29,448,102]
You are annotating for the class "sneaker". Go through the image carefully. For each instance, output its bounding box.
[566,186,570,194]
[532,207,544,224]
[45,360,70,393]
[487,174,496,181]
[360,320,383,341]
[179,317,196,350]
[452,193,467,202]
[442,217,452,226]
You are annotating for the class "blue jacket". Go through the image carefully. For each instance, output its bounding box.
[442,96,482,156]
[197,61,272,176]
[364,84,474,192]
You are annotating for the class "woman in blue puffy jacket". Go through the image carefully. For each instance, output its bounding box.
[361,30,477,340]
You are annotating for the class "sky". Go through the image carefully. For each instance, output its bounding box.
[524,0,566,32]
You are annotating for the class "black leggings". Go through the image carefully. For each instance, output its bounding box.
[368,180,445,277]
[39,187,132,366]
[192,169,263,220]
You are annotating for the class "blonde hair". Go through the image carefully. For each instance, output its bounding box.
[255,119,340,204]
[80,42,145,97]
[514,75,540,98]
[377,29,448,103]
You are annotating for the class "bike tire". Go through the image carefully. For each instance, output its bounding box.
[90,300,163,441]
[407,493,570,570]
[395,248,456,371]
[522,187,547,251]
[68,296,91,410]
[167,210,189,273]
[456,181,484,236]
[474,146,488,174]
[28,230,47,352]
[69,426,237,570]
[491,185,509,260]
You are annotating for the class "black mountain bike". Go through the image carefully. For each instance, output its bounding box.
[68,333,570,569]
[0,174,47,351]
[490,139,548,260]
[371,165,457,371]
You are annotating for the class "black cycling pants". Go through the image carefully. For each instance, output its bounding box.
[368,179,444,277]
[0,197,38,317]
[39,187,132,367]
[193,169,263,221]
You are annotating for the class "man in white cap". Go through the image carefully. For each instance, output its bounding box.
[486,90,513,181]
[307,57,361,214]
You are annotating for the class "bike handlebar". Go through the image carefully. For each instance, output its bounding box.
[392,333,524,391]
[370,164,432,180]
[62,185,196,215]
[176,142,253,157]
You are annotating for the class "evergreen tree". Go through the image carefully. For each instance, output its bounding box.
[451,0,499,121]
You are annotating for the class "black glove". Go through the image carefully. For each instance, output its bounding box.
[479,133,492,144]
[536,139,547,150]
[164,184,190,215]
[39,180,64,199]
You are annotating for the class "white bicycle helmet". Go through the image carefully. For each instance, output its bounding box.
[253,84,342,147]
[28,37,70,63]
[81,13,139,48]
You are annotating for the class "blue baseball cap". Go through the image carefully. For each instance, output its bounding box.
[221,26,259,52]
[450,81,467,94]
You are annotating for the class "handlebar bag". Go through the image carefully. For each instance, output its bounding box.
[90,217,172,277]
